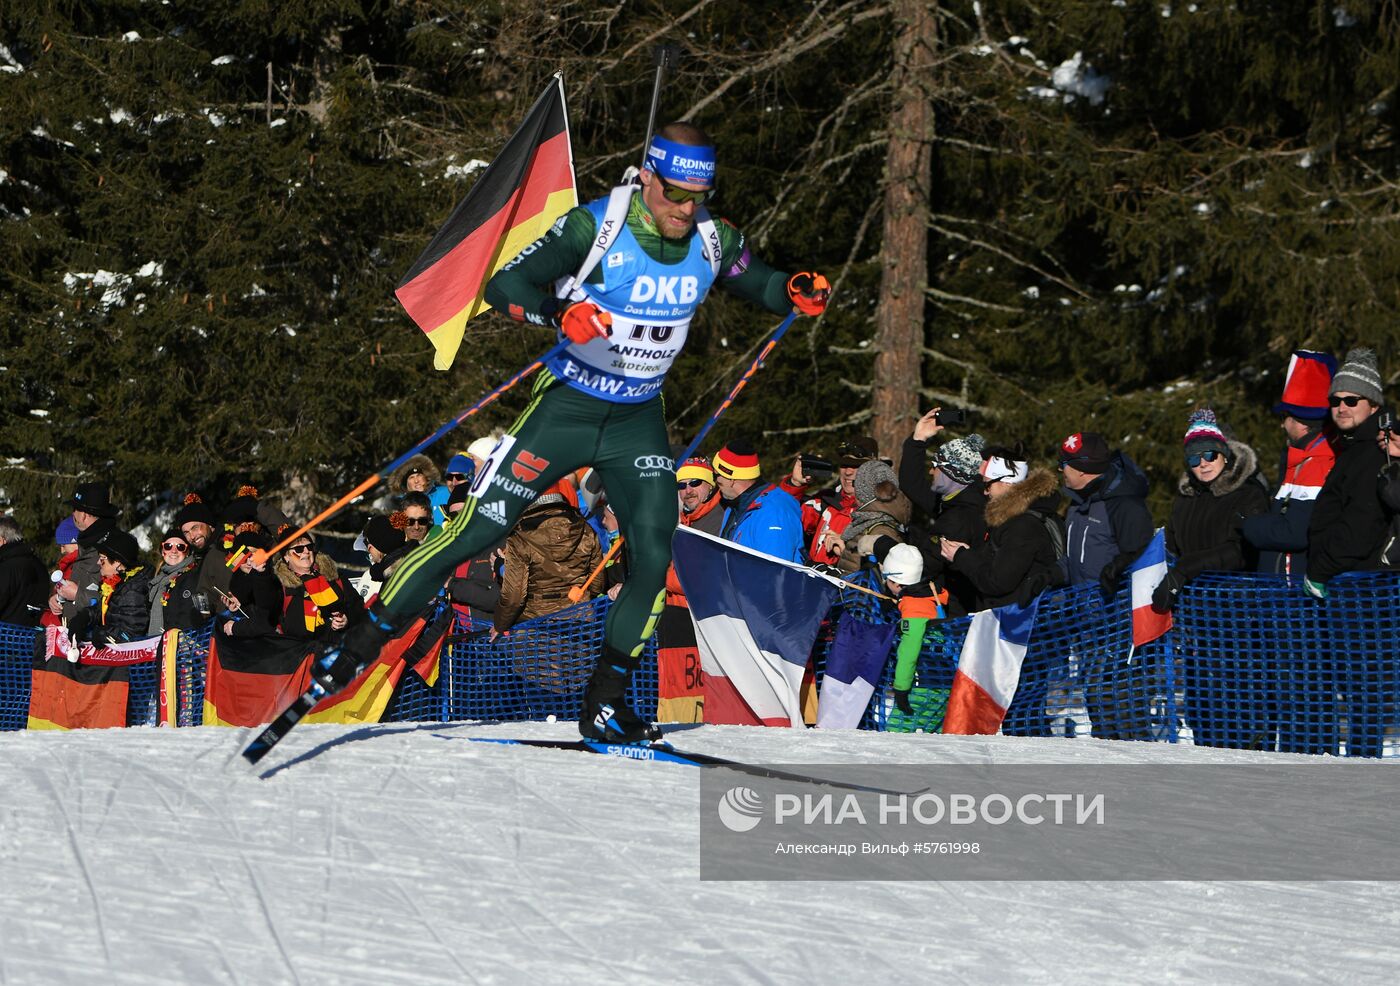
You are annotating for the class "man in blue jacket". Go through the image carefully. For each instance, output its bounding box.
[713,442,804,563]
[1058,432,1155,741]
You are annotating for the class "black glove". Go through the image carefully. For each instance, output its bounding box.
[1098,555,1129,597]
[66,610,91,643]
[893,689,914,715]
[1151,570,1185,613]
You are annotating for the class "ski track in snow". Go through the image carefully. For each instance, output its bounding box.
[1,722,1398,985]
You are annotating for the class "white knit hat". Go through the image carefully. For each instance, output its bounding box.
[881,543,924,585]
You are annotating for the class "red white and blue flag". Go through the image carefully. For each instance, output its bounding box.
[672,527,838,727]
[1129,529,1173,647]
[941,598,1040,735]
[817,613,897,729]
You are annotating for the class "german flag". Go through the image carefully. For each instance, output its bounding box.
[27,629,162,730]
[28,660,130,730]
[395,74,577,370]
[303,605,453,724]
[203,634,314,728]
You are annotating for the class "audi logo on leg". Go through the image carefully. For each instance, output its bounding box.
[634,455,675,471]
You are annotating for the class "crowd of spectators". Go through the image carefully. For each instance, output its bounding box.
[2,347,1398,753]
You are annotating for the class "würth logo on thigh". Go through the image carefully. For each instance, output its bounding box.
[512,450,550,483]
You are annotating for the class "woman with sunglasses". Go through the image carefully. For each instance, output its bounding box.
[1155,407,1270,749]
[146,528,203,635]
[275,531,364,640]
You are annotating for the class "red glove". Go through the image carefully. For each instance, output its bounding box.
[558,301,613,344]
[786,271,831,316]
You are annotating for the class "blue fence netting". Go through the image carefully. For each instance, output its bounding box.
[3,571,1399,757]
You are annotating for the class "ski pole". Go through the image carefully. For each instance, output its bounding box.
[566,308,800,603]
[569,537,622,603]
[251,339,570,567]
[638,45,680,174]
[675,308,798,465]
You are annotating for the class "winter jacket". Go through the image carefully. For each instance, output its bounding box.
[1378,463,1400,569]
[194,543,234,599]
[275,553,366,639]
[1242,428,1335,576]
[949,469,1065,610]
[495,497,604,630]
[223,567,286,638]
[87,567,154,646]
[666,490,725,601]
[1307,410,1389,583]
[147,556,204,635]
[778,477,857,566]
[832,461,912,575]
[1165,440,1271,583]
[896,438,987,609]
[61,518,115,620]
[0,540,47,626]
[1062,451,1154,586]
[449,549,501,621]
[721,482,805,563]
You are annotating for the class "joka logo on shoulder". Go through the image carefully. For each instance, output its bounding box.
[717,786,765,833]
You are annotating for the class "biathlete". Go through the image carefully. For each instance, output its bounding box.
[330,121,830,742]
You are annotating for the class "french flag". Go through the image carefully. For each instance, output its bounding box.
[941,598,1040,735]
[816,614,897,730]
[672,526,839,726]
[1128,529,1173,647]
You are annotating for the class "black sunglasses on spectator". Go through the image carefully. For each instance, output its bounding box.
[676,479,708,490]
[1329,395,1364,408]
[404,517,431,527]
[287,544,313,556]
[445,473,467,482]
[1186,450,1222,468]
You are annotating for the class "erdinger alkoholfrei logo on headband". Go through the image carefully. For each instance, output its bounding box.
[647,136,716,185]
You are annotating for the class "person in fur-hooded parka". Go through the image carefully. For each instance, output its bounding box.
[274,534,365,640]
[944,457,1063,610]
[1157,422,1272,610]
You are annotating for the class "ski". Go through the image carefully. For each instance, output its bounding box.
[467,736,925,797]
[240,678,332,765]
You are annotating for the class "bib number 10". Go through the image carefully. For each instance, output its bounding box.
[626,323,675,344]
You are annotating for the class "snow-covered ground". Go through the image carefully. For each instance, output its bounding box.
[2,722,1398,985]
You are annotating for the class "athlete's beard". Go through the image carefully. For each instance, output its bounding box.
[658,217,694,240]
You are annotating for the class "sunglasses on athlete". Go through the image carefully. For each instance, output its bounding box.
[653,172,716,205]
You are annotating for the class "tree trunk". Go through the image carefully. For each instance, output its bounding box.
[871,0,936,460]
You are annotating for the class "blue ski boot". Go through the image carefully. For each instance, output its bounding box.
[579,658,661,744]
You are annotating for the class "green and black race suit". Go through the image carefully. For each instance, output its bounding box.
[377,188,792,663]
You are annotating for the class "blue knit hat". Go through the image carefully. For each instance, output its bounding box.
[54,517,81,546]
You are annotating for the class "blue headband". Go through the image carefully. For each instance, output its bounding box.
[645,136,716,186]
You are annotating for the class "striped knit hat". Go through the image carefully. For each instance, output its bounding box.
[1183,407,1229,459]
[1330,347,1384,405]
[676,455,715,484]
[713,443,761,481]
